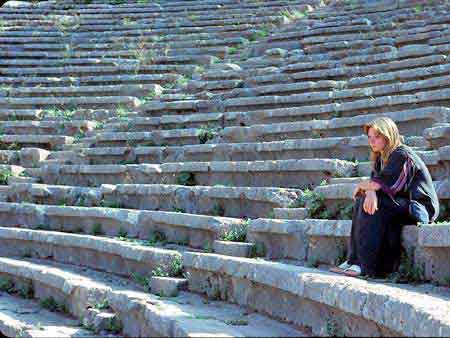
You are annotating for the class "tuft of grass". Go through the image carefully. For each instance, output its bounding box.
[387,253,425,284]
[90,223,104,236]
[0,168,12,185]
[44,107,76,121]
[17,282,34,299]
[176,172,196,186]
[132,272,150,291]
[197,125,218,144]
[0,278,15,293]
[219,221,248,242]
[94,298,110,310]
[40,297,68,314]
[148,230,167,245]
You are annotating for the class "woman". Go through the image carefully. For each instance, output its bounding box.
[331,117,439,278]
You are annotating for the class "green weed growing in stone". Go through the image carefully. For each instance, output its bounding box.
[45,107,76,121]
[279,9,307,21]
[151,266,169,278]
[94,298,110,310]
[17,282,34,299]
[0,168,12,185]
[90,223,105,236]
[0,20,6,32]
[225,319,249,326]
[169,256,183,277]
[326,318,344,337]
[141,88,159,103]
[387,253,425,284]
[212,202,225,217]
[40,297,69,314]
[105,317,123,333]
[219,221,248,242]
[117,227,128,238]
[0,278,15,293]
[116,105,132,121]
[249,242,266,258]
[176,172,196,186]
[197,125,217,144]
[131,272,150,291]
[148,230,167,244]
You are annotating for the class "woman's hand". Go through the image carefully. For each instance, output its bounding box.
[352,184,365,200]
[363,190,378,215]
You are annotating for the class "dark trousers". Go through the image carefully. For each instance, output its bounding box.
[347,192,414,277]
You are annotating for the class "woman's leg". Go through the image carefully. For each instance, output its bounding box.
[347,193,409,277]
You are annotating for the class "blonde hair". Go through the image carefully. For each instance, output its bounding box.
[363,117,402,165]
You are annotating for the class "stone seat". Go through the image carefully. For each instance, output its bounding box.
[104,112,224,131]
[0,201,245,249]
[39,159,357,188]
[93,128,201,147]
[0,226,180,277]
[183,251,450,337]
[224,89,450,125]
[0,256,305,337]
[423,123,450,148]
[0,134,74,151]
[221,107,449,142]
[247,56,450,91]
[4,83,163,99]
[0,150,20,165]
[77,134,426,165]
[313,179,450,209]
[7,182,301,218]
[0,292,94,338]
[0,120,96,136]
[0,73,177,87]
[0,96,140,110]
[0,64,196,77]
[0,109,42,121]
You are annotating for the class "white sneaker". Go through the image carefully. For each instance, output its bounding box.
[338,261,351,270]
[344,265,362,276]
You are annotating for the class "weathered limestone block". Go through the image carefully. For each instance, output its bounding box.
[20,148,50,167]
[273,208,308,220]
[213,240,255,257]
[248,218,309,260]
[150,276,188,297]
[183,252,450,337]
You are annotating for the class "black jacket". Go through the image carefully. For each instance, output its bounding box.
[371,145,440,222]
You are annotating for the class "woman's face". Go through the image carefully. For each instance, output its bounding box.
[367,127,387,153]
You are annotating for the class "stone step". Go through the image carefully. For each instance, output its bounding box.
[224,89,450,125]
[0,64,195,77]
[2,83,163,99]
[0,74,177,87]
[39,159,357,188]
[0,292,95,338]
[183,251,450,337]
[7,182,301,219]
[0,120,97,136]
[238,71,450,103]
[0,226,181,278]
[221,107,449,142]
[313,179,450,209]
[0,256,306,337]
[0,0,312,13]
[0,55,216,67]
[424,123,450,148]
[0,96,141,110]
[0,150,20,165]
[0,201,246,249]
[104,112,224,132]
[273,207,308,220]
[79,134,427,166]
[0,109,42,121]
[0,134,74,151]
[93,128,203,147]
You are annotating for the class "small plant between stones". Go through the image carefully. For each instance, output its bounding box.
[40,296,69,314]
[219,221,248,242]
